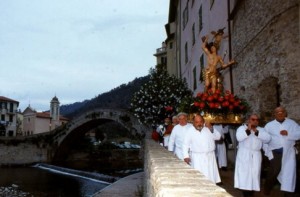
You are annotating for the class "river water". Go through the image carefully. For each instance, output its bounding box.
[0,165,110,197]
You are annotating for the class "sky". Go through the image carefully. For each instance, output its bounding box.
[0,0,169,112]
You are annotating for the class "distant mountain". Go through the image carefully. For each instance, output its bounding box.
[60,75,150,119]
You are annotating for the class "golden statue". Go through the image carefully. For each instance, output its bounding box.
[202,34,235,93]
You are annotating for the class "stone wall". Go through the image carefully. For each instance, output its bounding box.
[0,142,49,166]
[231,0,300,123]
[143,139,232,197]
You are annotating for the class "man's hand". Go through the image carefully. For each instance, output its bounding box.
[205,121,212,130]
[184,158,191,165]
[280,130,288,136]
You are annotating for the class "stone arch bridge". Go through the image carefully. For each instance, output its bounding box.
[0,108,150,165]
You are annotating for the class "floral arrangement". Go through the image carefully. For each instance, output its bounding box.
[191,89,248,115]
[178,89,249,123]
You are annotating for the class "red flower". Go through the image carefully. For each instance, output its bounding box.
[213,93,219,99]
[234,101,240,106]
[199,102,205,109]
[207,96,214,102]
[215,89,221,94]
[165,106,173,111]
[218,97,224,102]
[209,102,215,108]
[222,101,229,107]
[188,89,248,115]
[215,102,221,108]
[202,93,208,98]
[229,98,235,103]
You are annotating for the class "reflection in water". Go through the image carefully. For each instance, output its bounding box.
[0,167,108,197]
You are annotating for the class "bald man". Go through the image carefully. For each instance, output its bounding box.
[263,106,300,195]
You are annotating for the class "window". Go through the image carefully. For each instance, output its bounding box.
[1,115,4,121]
[161,57,167,65]
[169,42,173,49]
[28,117,30,122]
[198,5,203,32]
[199,55,204,82]
[193,66,197,90]
[192,23,195,45]
[9,115,13,122]
[8,130,13,136]
[182,3,189,29]
[185,42,188,64]
[9,103,13,113]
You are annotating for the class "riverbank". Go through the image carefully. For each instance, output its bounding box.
[92,172,144,197]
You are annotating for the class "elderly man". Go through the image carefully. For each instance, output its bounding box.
[168,112,192,160]
[263,106,300,195]
[182,114,221,184]
[234,114,271,197]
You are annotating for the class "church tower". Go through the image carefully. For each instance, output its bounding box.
[50,96,60,122]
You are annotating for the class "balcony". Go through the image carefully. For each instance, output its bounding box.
[155,46,166,54]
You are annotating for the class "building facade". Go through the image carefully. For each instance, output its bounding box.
[230,0,300,123]
[162,0,300,122]
[22,96,68,135]
[164,0,234,95]
[0,96,19,136]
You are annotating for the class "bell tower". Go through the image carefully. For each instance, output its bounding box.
[50,96,60,123]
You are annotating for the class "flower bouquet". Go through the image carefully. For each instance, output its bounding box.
[183,89,249,124]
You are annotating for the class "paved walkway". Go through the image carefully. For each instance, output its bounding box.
[92,172,144,197]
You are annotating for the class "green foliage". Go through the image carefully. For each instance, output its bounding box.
[130,65,192,126]
[61,76,150,118]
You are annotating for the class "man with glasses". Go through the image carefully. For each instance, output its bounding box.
[234,114,271,197]
[263,106,300,196]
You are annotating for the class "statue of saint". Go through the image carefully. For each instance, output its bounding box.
[202,35,235,93]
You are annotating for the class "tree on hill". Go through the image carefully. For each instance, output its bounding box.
[61,76,150,118]
[130,64,192,126]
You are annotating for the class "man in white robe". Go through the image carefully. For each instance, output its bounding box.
[168,112,192,160]
[214,124,229,170]
[234,114,270,197]
[263,106,300,195]
[182,114,221,184]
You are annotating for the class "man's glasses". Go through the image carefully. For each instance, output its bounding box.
[251,118,259,121]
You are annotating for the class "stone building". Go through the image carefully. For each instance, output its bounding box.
[163,0,233,96]
[230,0,300,123]
[22,96,68,135]
[0,96,19,136]
[162,0,299,123]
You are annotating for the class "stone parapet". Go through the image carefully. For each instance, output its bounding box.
[144,139,232,196]
[0,143,48,166]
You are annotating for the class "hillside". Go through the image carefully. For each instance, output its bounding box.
[60,75,149,119]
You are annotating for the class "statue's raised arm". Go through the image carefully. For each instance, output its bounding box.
[201,32,236,93]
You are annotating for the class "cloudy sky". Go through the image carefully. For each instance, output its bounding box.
[0,0,169,112]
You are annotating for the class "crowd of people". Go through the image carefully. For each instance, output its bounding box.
[151,106,300,197]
